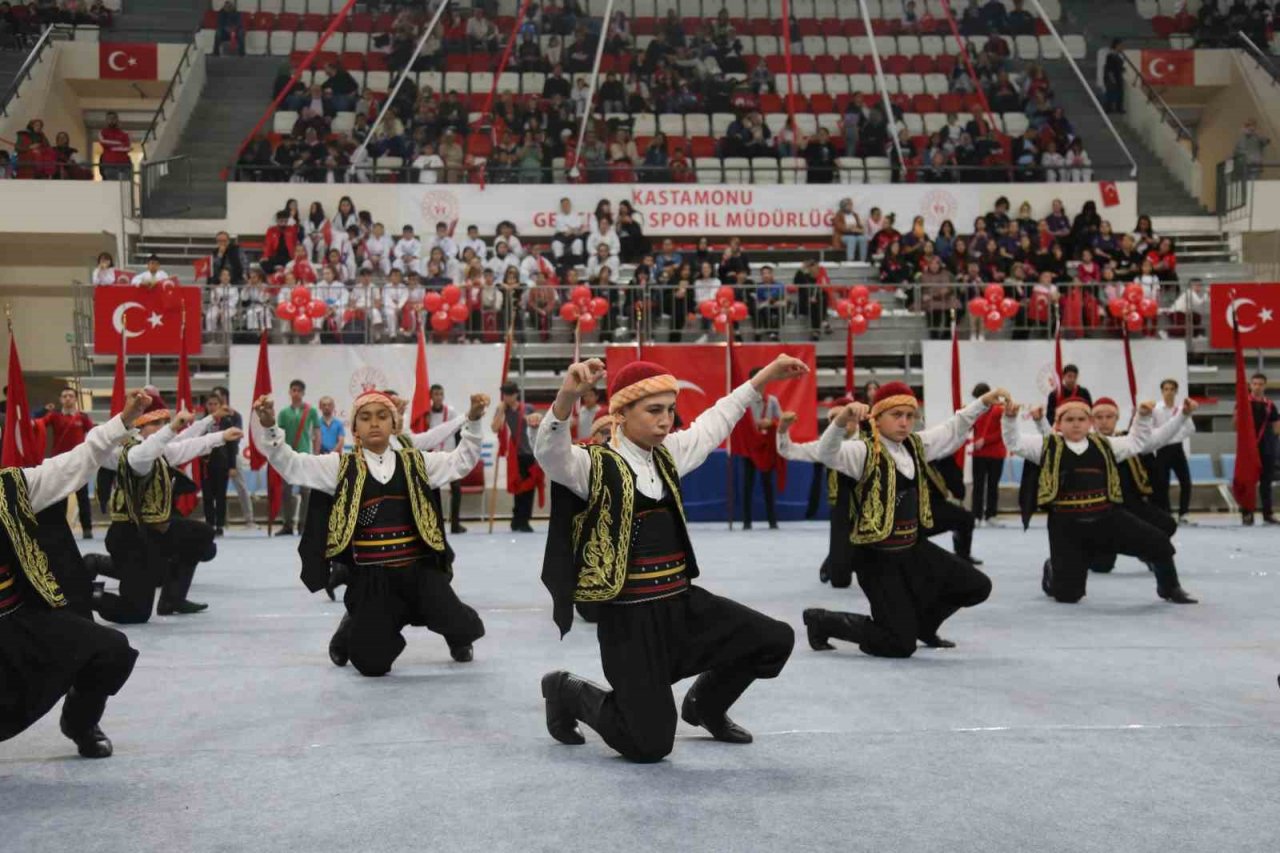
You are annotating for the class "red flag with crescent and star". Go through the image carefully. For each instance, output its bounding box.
[1209,283,1280,349]
[1139,49,1194,86]
[94,285,202,355]
[100,43,158,80]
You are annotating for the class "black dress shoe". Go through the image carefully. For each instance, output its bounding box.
[962,555,984,566]
[215,527,224,537]
[60,719,113,758]
[329,613,351,667]
[81,531,93,541]
[1242,512,1255,527]
[680,692,753,744]
[803,608,835,651]
[449,643,474,663]
[921,634,956,648]
[818,564,830,584]
[451,524,467,534]
[541,671,587,745]
[1158,586,1198,604]
[1264,515,1280,526]
[158,599,208,615]
[1041,559,1054,597]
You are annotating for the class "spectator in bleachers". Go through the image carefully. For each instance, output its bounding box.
[1102,38,1125,113]
[934,220,957,264]
[832,198,866,263]
[691,261,720,343]
[1169,279,1207,340]
[494,220,524,259]
[1234,118,1271,177]
[213,2,245,57]
[586,241,619,284]
[920,256,958,341]
[959,0,984,35]
[1065,138,1092,182]
[321,62,359,114]
[91,251,116,286]
[206,268,239,333]
[98,111,132,180]
[131,254,169,287]
[262,210,298,275]
[1131,214,1156,255]
[208,231,246,285]
[466,7,499,53]
[437,129,464,183]
[1148,237,1179,283]
[326,244,356,284]
[640,133,670,182]
[802,127,838,184]
[486,240,520,282]
[754,266,785,342]
[285,244,319,284]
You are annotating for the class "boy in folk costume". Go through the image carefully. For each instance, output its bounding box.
[253,390,490,676]
[803,382,999,657]
[96,394,240,624]
[538,356,807,763]
[1,390,152,759]
[1003,395,1197,604]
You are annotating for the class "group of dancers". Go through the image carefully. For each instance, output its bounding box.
[1,354,1203,765]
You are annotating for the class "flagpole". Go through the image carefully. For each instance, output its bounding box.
[487,312,516,534]
[725,334,734,531]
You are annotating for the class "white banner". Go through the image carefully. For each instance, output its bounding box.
[228,343,508,480]
[921,339,1189,432]
[224,181,1135,240]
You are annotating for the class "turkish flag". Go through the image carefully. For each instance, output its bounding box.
[94,285,201,355]
[1098,181,1121,208]
[1209,283,1280,349]
[605,344,819,444]
[1140,49,1194,86]
[100,43,159,80]
[192,257,211,282]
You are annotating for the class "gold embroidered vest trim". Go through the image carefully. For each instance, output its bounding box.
[1036,433,1124,507]
[325,448,446,559]
[0,468,65,608]
[850,434,933,545]
[109,439,174,525]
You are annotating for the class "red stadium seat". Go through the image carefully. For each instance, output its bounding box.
[445,54,468,71]
[796,19,820,36]
[289,50,308,67]
[759,93,783,113]
[813,55,837,75]
[936,54,957,75]
[765,55,786,73]
[911,93,937,113]
[749,19,775,36]
[466,55,490,72]
[633,17,656,35]
[365,53,389,71]
[201,10,217,28]
[909,55,935,74]
[371,13,394,31]
[300,13,325,32]
[839,55,864,74]
[870,18,893,35]
[467,135,492,157]
[890,93,911,111]
[810,93,834,113]
[346,13,372,33]
[791,56,814,73]
[1151,16,1177,38]
[681,17,700,32]
[938,92,963,113]
[841,19,866,36]
[276,12,300,31]
[340,52,365,71]
[248,12,274,30]
[882,55,909,74]
[315,51,339,68]
[691,136,717,158]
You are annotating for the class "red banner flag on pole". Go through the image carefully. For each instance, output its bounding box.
[1054,309,1064,404]
[247,330,282,525]
[110,325,127,416]
[1,334,41,468]
[1231,301,1262,512]
[410,325,431,434]
[1121,325,1138,414]
[172,309,201,516]
[844,324,855,395]
[951,313,964,469]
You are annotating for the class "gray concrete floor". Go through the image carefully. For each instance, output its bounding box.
[2,517,1278,853]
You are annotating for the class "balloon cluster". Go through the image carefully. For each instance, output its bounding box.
[559,285,610,334]
[1107,283,1159,332]
[424,284,471,333]
[697,285,749,334]
[834,285,883,335]
[967,283,1020,332]
[275,285,329,335]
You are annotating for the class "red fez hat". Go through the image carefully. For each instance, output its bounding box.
[1091,397,1119,414]
[134,391,171,427]
[1055,395,1092,422]
[608,360,679,414]
[870,381,919,419]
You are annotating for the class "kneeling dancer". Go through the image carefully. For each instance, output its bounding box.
[1,390,151,758]
[539,356,806,762]
[804,383,998,657]
[255,389,489,675]
[1003,395,1196,604]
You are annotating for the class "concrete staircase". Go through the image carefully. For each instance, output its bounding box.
[0,50,26,106]
[1113,122,1209,216]
[146,55,279,219]
[1040,59,1131,181]
[108,0,205,44]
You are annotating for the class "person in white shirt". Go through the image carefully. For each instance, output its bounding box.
[1040,140,1066,182]
[315,266,349,333]
[461,225,488,262]
[250,389,490,675]
[574,384,603,441]
[1168,278,1207,339]
[240,267,271,332]
[92,251,120,286]
[585,215,621,259]
[585,242,619,283]
[550,197,586,266]
[520,247,556,285]
[494,220,524,259]
[1001,394,1197,605]
[361,222,393,276]
[382,268,411,338]
[802,382,997,658]
[535,355,808,763]
[428,222,458,260]
[393,226,423,275]
[485,240,520,281]
[424,383,469,534]
[413,143,445,183]
[1150,378,1195,523]
[0,388,150,760]
[351,269,383,340]
[130,254,170,287]
[205,268,239,333]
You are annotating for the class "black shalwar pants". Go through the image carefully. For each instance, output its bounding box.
[593,586,794,763]
[1046,507,1176,603]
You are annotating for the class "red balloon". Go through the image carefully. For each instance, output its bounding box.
[589,296,610,318]
[848,313,869,335]
[290,286,311,308]
[423,291,443,312]
[864,300,883,320]
[699,300,717,319]
[968,297,989,316]
[835,299,854,319]
[275,301,298,321]
[430,309,453,332]
[448,302,470,324]
[984,309,1004,332]
[291,315,314,336]
[307,299,327,319]
[730,301,748,322]
[441,283,462,306]
[571,285,592,307]
[712,313,730,333]
[999,297,1019,318]
[1139,297,1159,319]
[1124,311,1143,332]
[577,314,599,333]
[983,283,1005,304]
[716,285,736,307]
[849,285,870,305]
[1123,282,1144,304]
[560,303,580,322]
[1107,297,1127,318]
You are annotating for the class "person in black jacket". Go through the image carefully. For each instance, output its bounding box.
[1044,364,1093,424]
[616,204,651,263]
[207,231,246,285]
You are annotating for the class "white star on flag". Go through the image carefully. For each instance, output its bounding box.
[1261,307,1274,324]
[147,312,164,328]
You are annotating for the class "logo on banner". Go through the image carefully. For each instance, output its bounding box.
[921,189,958,223]
[99,43,159,80]
[1140,50,1194,85]
[419,190,460,224]
[349,366,390,398]
[1035,363,1060,396]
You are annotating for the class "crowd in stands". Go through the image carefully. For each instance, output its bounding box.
[1147,0,1276,49]
[91,191,1204,347]
[0,0,113,46]
[231,0,1092,185]
[0,111,132,179]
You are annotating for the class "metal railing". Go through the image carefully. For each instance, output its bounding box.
[1120,51,1197,159]
[1236,33,1280,89]
[139,32,200,160]
[0,24,57,119]
[139,156,192,218]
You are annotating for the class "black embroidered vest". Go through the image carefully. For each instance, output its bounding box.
[849,435,933,546]
[325,448,448,562]
[0,468,65,611]
[109,439,174,526]
[1037,434,1124,514]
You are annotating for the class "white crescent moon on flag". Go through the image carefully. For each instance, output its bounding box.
[1227,297,1259,333]
[107,50,130,72]
[1147,58,1171,79]
[112,301,145,338]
